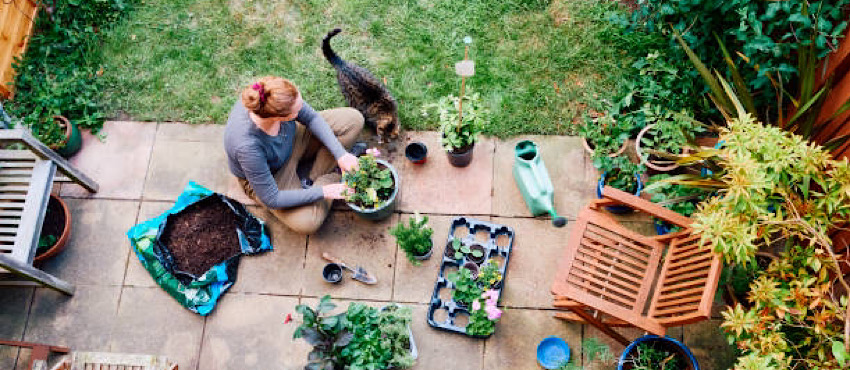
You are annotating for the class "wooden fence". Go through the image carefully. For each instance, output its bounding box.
[0,0,38,99]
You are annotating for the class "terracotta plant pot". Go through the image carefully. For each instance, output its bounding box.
[49,115,83,158]
[581,137,627,158]
[34,194,72,263]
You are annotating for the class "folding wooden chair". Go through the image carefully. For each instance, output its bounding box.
[0,339,178,370]
[0,128,98,295]
[551,186,723,345]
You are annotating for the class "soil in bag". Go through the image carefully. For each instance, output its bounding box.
[161,199,242,276]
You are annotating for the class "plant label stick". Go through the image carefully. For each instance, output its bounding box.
[456,36,474,132]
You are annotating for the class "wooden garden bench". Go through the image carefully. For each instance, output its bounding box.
[0,340,177,370]
[0,128,98,295]
[550,186,722,345]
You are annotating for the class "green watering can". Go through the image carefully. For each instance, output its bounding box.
[513,140,567,227]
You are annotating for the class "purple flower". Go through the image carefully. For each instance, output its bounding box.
[366,148,381,157]
[472,299,481,311]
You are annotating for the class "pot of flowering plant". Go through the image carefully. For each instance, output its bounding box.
[618,335,698,370]
[595,156,644,214]
[422,89,488,168]
[578,114,628,159]
[343,149,400,221]
[476,260,502,289]
[390,212,434,265]
[466,290,502,338]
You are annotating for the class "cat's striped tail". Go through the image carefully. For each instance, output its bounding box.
[322,28,344,67]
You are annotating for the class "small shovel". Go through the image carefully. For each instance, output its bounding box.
[322,252,377,285]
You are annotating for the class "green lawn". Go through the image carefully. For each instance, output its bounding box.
[100,0,642,136]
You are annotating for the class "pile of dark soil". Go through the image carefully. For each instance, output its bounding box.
[161,199,241,276]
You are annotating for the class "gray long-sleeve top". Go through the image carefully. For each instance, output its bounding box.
[224,100,347,209]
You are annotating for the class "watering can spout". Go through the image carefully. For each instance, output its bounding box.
[512,140,565,227]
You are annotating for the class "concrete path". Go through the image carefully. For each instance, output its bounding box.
[0,122,735,370]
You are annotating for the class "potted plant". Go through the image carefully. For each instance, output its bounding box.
[445,239,485,262]
[466,290,502,337]
[292,296,417,370]
[33,194,72,263]
[422,89,488,167]
[343,149,400,221]
[390,212,434,265]
[618,335,699,370]
[476,259,503,289]
[447,266,482,307]
[643,174,711,235]
[578,114,628,161]
[22,114,83,158]
[595,156,644,214]
[634,105,701,173]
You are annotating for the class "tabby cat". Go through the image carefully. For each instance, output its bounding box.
[322,28,399,141]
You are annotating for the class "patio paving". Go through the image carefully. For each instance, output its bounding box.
[0,121,734,369]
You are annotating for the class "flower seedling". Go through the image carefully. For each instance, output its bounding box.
[451,239,483,260]
[466,290,502,336]
[447,267,482,307]
[477,260,502,288]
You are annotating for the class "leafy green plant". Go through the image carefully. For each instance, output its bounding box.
[343,153,394,209]
[645,174,710,218]
[8,0,131,145]
[292,296,415,370]
[293,296,352,370]
[598,156,644,194]
[578,114,629,159]
[390,213,433,265]
[637,105,703,157]
[721,246,849,369]
[36,234,58,255]
[447,266,482,307]
[450,239,483,260]
[340,303,414,370]
[476,260,502,288]
[422,88,488,152]
[622,341,682,370]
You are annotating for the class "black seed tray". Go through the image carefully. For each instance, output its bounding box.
[426,217,515,338]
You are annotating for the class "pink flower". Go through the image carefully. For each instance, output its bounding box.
[366,148,381,157]
[284,313,293,324]
[483,290,499,305]
[472,299,481,311]
[485,306,502,320]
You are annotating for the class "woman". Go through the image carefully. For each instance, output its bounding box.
[224,76,364,234]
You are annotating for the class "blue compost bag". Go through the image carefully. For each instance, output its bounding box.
[127,182,272,315]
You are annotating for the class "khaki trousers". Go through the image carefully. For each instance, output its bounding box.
[239,107,364,234]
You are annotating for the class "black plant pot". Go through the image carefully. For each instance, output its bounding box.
[447,145,474,167]
[405,142,428,164]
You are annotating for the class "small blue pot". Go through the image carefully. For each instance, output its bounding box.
[654,219,673,235]
[618,335,699,370]
[597,172,643,214]
[537,336,570,369]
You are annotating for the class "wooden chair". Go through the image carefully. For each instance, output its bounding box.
[0,128,98,295]
[550,186,723,345]
[0,339,177,370]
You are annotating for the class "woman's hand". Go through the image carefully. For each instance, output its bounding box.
[337,153,359,173]
[322,183,348,200]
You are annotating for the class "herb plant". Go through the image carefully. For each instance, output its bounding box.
[447,266,482,307]
[343,152,394,209]
[557,338,615,369]
[390,213,434,265]
[422,88,488,153]
[598,156,644,194]
[578,114,629,158]
[637,105,702,157]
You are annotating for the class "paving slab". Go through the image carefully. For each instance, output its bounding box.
[229,206,307,296]
[492,135,587,220]
[0,288,34,370]
[199,293,308,370]
[143,136,230,201]
[483,308,582,370]
[683,319,736,370]
[409,304,483,370]
[60,121,157,200]
[392,214,459,304]
[109,286,206,370]
[156,122,226,143]
[24,285,121,351]
[303,211,398,301]
[39,199,138,286]
[398,131,494,215]
[493,217,570,309]
[123,201,172,288]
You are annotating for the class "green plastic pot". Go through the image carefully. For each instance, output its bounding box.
[50,116,82,158]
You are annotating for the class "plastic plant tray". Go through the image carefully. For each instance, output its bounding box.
[426,217,515,338]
